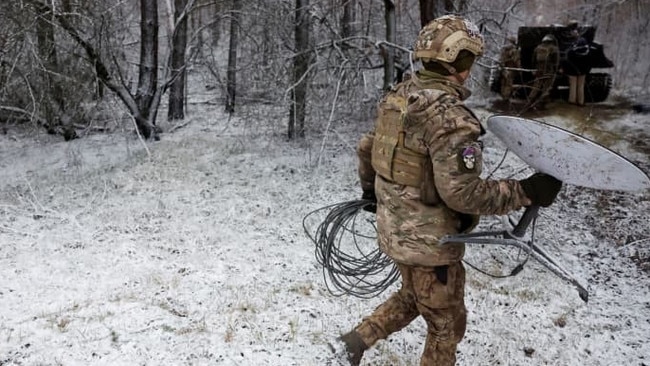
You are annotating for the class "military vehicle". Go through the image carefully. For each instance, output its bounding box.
[490,25,614,103]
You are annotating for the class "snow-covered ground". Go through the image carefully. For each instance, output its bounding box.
[1,93,648,365]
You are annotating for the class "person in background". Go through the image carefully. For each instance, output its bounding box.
[556,19,579,63]
[564,36,591,106]
[563,20,581,46]
[334,15,562,366]
[528,34,560,108]
[499,36,521,100]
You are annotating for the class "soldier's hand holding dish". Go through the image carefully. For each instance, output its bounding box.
[520,173,562,207]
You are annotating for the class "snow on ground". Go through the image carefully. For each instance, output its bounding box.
[0,95,649,366]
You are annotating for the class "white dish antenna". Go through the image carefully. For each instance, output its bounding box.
[487,115,650,192]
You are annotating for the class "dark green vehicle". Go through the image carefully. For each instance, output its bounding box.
[491,25,614,103]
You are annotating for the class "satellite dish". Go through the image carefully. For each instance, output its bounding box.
[486,115,650,192]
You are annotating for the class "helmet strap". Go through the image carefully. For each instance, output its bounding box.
[439,62,465,84]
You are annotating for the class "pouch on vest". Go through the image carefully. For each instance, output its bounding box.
[371,94,429,191]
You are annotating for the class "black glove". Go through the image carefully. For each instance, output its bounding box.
[361,189,377,213]
[520,173,563,207]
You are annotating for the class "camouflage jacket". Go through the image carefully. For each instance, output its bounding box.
[533,43,560,75]
[499,44,520,68]
[357,71,531,266]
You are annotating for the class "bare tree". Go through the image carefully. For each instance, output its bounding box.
[3,0,646,145]
[383,0,396,90]
[136,0,160,136]
[419,0,459,27]
[341,0,356,38]
[19,0,198,139]
[456,0,469,13]
[419,0,436,27]
[288,0,311,139]
[210,1,223,46]
[35,3,65,128]
[0,1,93,139]
[225,0,241,113]
[168,0,190,121]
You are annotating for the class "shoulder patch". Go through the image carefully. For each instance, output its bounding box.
[457,142,482,172]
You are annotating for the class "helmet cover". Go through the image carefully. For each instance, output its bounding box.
[414,15,484,63]
[542,34,556,43]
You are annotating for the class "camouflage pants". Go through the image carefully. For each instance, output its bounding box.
[354,262,467,366]
[500,70,516,99]
[528,74,555,104]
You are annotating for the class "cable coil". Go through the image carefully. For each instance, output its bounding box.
[303,200,399,299]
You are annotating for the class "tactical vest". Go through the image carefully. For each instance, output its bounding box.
[371,94,428,188]
[535,46,551,63]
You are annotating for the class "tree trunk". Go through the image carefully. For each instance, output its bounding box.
[383,0,396,90]
[419,0,433,27]
[211,1,222,46]
[61,0,76,23]
[25,0,167,140]
[288,0,310,139]
[35,3,64,119]
[450,0,467,13]
[445,0,454,13]
[168,0,189,121]
[419,0,459,26]
[341,0,356,38]
[225,0,240,113]
[135,0,159,137]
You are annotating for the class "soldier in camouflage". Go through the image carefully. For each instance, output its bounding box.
[528,34,560,108]
[499,36,521,100]
[337,15,562,366]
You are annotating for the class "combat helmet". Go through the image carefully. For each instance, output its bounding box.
[567,19,579,30]
[542,34,556,43]
[414,15,484,64]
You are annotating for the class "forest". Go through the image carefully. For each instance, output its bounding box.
[1,0,648,142]
[1,1,649,365]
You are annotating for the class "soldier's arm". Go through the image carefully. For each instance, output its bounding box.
[552,48,560,66]
[357,131,376,191]
[428,107,531,216]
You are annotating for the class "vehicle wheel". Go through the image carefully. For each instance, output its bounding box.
[585,73,612,103]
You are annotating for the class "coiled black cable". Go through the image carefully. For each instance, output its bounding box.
[304,199,533,299]
[302,200,400,299]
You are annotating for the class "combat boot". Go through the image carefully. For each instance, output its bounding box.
[339,330,368,366]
